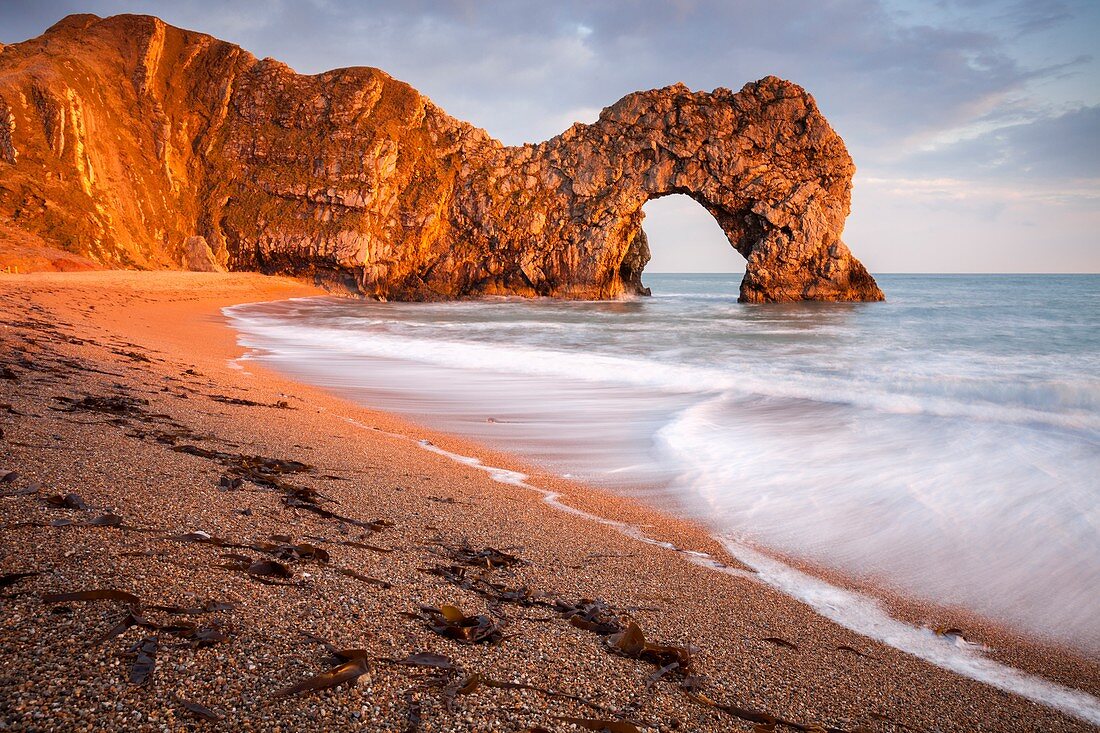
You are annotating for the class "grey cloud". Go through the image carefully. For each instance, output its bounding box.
[0,2,1082,148]
[1,1,1094,172]
[949,0,1072,37]
[897,104,1100,181]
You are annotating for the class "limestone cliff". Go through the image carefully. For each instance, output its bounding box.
[0,14,883,302]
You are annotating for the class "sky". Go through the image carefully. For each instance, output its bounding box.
[3,0,1098,273]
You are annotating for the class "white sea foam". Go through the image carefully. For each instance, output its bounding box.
[654,391,1100,653]
[718,538,1100,725]
[224,310,1099,433]
[343,417,1100,726]
[222,274,1100,713]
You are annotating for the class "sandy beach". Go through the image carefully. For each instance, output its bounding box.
[1,270,1097,732]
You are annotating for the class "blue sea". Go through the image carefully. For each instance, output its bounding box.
[224,274,1100,656]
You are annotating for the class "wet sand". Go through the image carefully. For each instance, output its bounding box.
[0,270,1097,732]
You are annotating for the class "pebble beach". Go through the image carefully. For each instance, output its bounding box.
[1,270,1097,732]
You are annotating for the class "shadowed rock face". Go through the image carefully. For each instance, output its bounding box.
[0,14,884,302]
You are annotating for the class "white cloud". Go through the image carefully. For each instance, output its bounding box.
[858,176,1100,204]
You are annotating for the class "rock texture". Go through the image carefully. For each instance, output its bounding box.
[181,235,225,273]
[0,13,883,302]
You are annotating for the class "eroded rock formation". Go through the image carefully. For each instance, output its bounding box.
[0,14,883,302]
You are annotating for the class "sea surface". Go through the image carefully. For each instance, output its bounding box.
[225,274,1100,656]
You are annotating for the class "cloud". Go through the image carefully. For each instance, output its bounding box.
[2,0,1097,271]
[2,1,1090,149]
[886,104,1100,185]
[859,175,1100,204]
[846,181,1100,272]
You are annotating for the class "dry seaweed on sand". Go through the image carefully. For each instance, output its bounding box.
[1,482,40,498]
[251,537,330,563]
[54,393,150,416]
[43,492,89,510]
[283,493,393,530]
[209,393,294,409]
[101,607,158,641]
[177,698,225,722]
[389,651,455,670]
[125,636,159,685]
[416,604,504,644]
[403,689,423,732]
[170,530,256,552]
[0,571,42,588]
[214,552,298,585]
[421,563,550,610]
[441,672,612,716]
[85,512,124,527]
[167,620,232,648]
[605,620,695,671]
[440,541,523,569]
[555,597,695,675]
[173,444,312,486]
[298,631,372,665]
[276,655,370,697]
[47,512,136,530]
[762,636,799,650]
[332,537,394,553]
[42,588,141,606]
[44,587,238,643]
[244,557,295,580]
[218,474,243,490]
[556,597,624,636]
[683,685,863,733]
[335,566,392,588]
[555,598,853,731]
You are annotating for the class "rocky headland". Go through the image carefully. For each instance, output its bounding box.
[0,13,883,302]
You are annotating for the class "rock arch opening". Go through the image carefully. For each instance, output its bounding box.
[630,194,745,294]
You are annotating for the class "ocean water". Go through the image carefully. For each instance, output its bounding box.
[224,274,1100,656]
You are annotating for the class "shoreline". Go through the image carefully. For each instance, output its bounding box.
[1,270,1097,731]
[222,290,1100,683]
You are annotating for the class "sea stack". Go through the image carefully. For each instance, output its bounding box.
[0,13,883,303]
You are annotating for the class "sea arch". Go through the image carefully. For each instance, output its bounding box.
[488,77,885,303]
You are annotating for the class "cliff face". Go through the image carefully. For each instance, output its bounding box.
[0,14,884,302]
